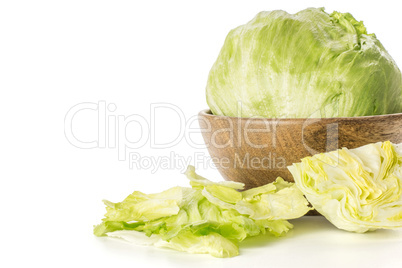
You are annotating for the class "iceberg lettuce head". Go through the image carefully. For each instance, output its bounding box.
[206,8,402,118]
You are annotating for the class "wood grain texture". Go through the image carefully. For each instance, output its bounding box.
[199,109,402,189]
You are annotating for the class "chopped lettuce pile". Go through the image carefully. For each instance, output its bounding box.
[94,141,402,257]
[206,8,402,118]
[289,141,402,233]
[94,166,311,257]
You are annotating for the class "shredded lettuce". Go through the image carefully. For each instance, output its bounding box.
[94,166,310,257]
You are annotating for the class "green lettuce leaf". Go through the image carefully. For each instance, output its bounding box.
[101,186,183,222]
[289,141,402,233]
[94,165,310,257]
[234,178,311,220]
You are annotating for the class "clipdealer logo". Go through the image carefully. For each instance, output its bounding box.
[64,101,216,172]
[64,101,204,159]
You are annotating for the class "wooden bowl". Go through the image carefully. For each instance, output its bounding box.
[199,109,402,189]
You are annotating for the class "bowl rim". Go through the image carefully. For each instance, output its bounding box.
[199,109,402,122]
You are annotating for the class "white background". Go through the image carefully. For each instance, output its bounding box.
[1,0,402,267]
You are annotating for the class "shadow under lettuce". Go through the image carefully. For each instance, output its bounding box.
[241,216,401,249]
